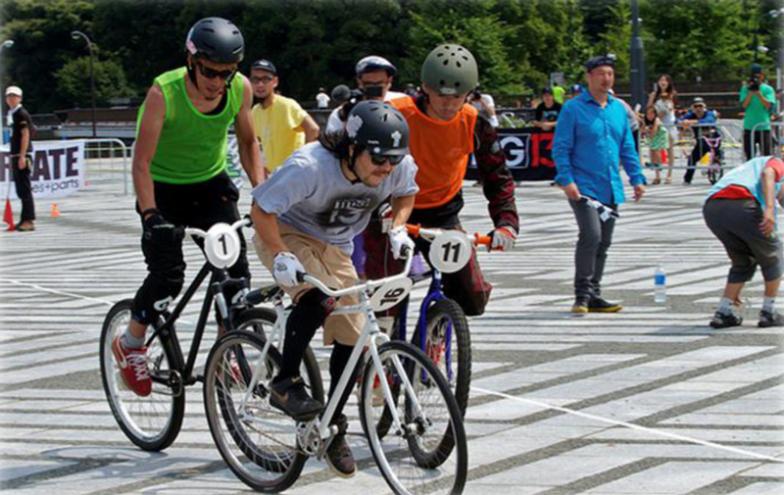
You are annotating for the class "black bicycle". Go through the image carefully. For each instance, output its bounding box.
[99,217,322,451]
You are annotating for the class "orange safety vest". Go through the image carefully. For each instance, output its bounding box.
[390,97,477,209]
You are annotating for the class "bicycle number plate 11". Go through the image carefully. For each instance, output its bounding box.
[369,278,413,312]
[203,223,242,269]
[429,231,472,274]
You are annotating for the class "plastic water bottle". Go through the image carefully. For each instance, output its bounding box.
[654,266,667,304]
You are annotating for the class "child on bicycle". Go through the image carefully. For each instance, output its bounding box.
[642,104,669,185]
[249,100,418,478]
[678,96,721,184]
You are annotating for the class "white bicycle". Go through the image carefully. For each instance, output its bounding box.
[202,247,468,494]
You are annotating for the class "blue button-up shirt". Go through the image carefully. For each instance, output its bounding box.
[553,91,644,205]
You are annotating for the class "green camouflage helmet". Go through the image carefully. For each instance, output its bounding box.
[421,44,478,96]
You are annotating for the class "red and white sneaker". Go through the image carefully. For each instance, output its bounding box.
[112,335,152,397]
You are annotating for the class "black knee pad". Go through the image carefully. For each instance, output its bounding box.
[131,269,185,324]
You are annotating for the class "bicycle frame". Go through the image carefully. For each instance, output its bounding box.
[145,223,251,392]
[237,253,423,451]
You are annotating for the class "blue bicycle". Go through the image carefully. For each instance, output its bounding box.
[383,226,490,422]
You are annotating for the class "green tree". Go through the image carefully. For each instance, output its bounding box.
[55,56,135,107]
[597,2,631,82]
[640,0,763,83]
[403,0,521,95]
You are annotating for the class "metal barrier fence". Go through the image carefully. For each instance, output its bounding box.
[82,138,131,195]
[750,121,784,159]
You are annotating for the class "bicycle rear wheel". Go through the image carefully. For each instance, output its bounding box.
[99,299,184,451]
[360,341,467,494]
[203,330,313,492]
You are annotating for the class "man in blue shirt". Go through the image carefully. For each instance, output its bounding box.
[678,96,721,184]
[553,55,646,314]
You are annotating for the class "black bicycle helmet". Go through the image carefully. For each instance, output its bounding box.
[355,55,397,77]
[185,17,244,64]
[346,100,409,156]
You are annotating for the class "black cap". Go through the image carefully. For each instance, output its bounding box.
[542,87,553,95]
[251,59,277,75]
[692,97,705,106]
[585,54,616,72]
[750,63,763,75]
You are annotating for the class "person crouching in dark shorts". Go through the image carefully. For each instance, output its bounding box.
[703,156,784,328]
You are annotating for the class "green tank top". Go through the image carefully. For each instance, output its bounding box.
[138,67,244,184]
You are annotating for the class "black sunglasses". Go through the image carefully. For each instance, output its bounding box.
[369,153,405,166]
[196,62,236,81]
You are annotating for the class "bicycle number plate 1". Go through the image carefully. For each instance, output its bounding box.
[369,278,413,312]
[429,231,472,274]
[203,223,242,269]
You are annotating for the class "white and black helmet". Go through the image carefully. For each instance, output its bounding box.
[346,100,409,156]
[355,55,397,77]
[185,17,244,64]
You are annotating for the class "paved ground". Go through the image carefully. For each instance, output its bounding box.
[1,168,782,494]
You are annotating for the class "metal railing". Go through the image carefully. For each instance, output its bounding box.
[82,138,131,195]
[750,121,784,159]
[639,121,745,171]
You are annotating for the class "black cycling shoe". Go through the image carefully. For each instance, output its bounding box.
[758,310,784,328]
[325,415,356,478]
[269,376,324,421]
[588,296,622,313]
[709,311,743,329]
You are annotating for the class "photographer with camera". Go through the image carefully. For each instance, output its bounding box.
[469,85,499,128]
[325,55,405,137]
[740,63,776,160]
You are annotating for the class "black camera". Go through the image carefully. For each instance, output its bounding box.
[748,76,760,91]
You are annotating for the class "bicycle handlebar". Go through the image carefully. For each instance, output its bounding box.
[301,247,414,298]
[406,224,492,248]
[184,216,252,240]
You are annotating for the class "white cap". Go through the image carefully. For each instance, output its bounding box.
[5,86,22,97]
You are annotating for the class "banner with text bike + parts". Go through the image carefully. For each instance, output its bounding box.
[1,140,86,199]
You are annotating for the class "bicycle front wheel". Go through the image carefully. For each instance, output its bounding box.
[360,341,467,495]
[412,298,471,415]
[99,299,184,451]
[203,330,308,493]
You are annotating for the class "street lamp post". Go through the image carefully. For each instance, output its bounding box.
[1,39,15,145]
[71,30,97,138]
[630,0,646,111]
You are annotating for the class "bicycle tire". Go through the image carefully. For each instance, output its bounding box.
[412,298,471,415]
[707,161,723,185]
[204,330,310,492]
[359,341,467,494]
[99,299,185,451]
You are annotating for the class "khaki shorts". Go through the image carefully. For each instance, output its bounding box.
[253,221,365,346]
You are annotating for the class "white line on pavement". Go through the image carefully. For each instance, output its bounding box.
[472,386,784,464]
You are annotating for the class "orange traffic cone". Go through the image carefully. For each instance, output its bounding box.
[3,199,14,231]
[50,203,60,218]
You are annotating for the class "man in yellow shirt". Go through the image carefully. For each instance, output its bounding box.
[249,59,319,174]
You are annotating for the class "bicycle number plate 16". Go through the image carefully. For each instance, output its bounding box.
[203,223,242,269]
[429,231,472,274]
[369,278,413,312]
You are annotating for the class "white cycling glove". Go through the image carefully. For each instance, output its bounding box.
[272,252,305,288]
[388,225,415,260]
[490,227,517,252]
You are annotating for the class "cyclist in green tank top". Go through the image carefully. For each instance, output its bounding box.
[112,17,264,397]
